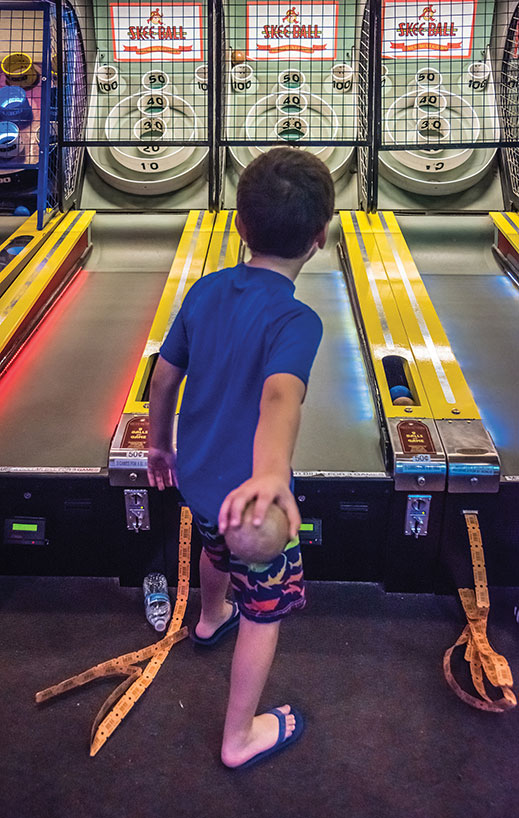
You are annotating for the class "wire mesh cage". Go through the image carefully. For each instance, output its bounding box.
[0,1,59,223]
[59,0,87,203]
[498,1,519,200]
[356,0,375,209]
[62,0,211,196]
[219,0,374,186]
[67,0,210,146]
[379,0,499,151]
[375,0,516,198]
[45,2,59,214]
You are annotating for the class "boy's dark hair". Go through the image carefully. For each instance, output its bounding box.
[236,147,335,259]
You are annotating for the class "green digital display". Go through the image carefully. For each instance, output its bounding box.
[13,523,38,532]
[299,523,314,531]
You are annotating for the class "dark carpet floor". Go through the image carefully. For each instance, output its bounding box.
[1,577,518,818]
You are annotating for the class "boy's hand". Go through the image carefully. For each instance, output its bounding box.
[147,446,177,491]
[218,475,301,540]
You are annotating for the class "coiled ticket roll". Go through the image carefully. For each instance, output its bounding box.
[36,507,193,755]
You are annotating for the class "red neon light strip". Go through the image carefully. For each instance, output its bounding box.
[390,41,462,51]
[0,266,86,395]
[123,44,192,54]
[256,43,327,53]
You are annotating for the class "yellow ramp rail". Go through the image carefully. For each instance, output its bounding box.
[340,210,432,420]
[490,211,519,285]
[122,209,216,417]
[489,210,519,252]
[204,210,241,274]
[109,209,217,487]
[0,210,94,374]
[369,211,480,421]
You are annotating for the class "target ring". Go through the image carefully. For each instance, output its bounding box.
[105,93,198,174]
[229,92,353,182]
[384,91,479,173]
[243,93,339,163]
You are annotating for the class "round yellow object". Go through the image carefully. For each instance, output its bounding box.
[1,52,38,88]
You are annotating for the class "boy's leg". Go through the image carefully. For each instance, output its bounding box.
[221,616,296,768]
[195,548,234,640]
[220,539,305,767]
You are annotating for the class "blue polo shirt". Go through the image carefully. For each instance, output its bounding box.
[159,263,323,521]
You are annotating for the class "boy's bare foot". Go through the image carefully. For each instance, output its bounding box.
[194,600,235,640]
[221,704,296,768]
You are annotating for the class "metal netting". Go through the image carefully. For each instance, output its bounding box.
[357,0,375,209]
[499,2,519,198]
[219,0,367,147]
[59,0,87,202]
[0,5,45,168]
[44,1,59,214]
[65,0,210,147]
[0,2,59,225]
[379,0,499,152]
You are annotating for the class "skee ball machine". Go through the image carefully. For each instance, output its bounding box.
[214,0,519,595]
[209,1,395,586]
[0,0,216,581]
[220,0,365,205]
[366,0,519,592]
[1,0,519,594]
[80,0,212,202]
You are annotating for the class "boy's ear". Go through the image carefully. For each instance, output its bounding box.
[235,213,247,243]
[315,221,331,249]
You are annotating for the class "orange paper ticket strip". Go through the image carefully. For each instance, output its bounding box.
[35,507,192,755]
[443,512,516,713]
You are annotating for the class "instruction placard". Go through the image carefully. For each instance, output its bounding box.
[110,3,203,62]
[246,2,338,60]
[382,0,477,58]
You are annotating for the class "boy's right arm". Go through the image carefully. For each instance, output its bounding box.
[148,355,186,491]
[218,372,304,539]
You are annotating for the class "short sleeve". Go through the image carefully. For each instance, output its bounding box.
[160,307,189,370]
[264,306,323,386]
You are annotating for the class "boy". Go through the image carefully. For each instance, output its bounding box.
[147,147,334,768]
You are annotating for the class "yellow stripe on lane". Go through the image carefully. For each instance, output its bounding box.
[174,210,240,413]
[123,209,215,415]
[205,211,241,274]
[340,211,431,419]
[490,211,519,250]
[370,211,479,420]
